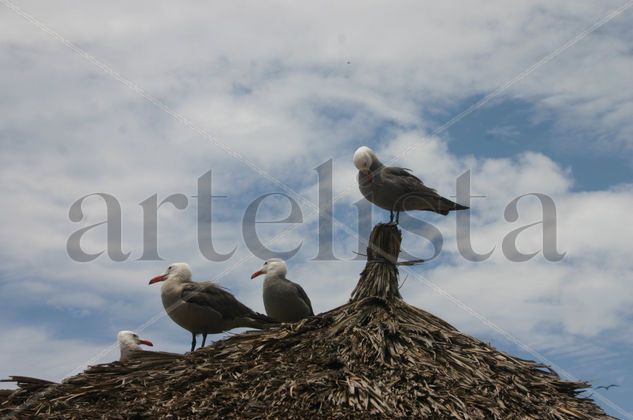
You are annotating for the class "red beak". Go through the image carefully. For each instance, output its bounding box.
[251,270,263,279]
[367,171,373,183]
[149,274,167,285]
[138,339,153,347]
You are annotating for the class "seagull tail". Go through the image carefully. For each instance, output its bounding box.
[245,312,279,329]
[434,197,470,215]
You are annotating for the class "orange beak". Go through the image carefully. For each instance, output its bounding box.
[149,274,167,285]
[138,339,153,347]
[251,270,263,279]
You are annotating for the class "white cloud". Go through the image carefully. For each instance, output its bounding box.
[1,3,633,411]
[0,325,110,385]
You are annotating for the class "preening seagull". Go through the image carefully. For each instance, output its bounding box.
[117,330,153,362]
[353,146,469,223]
[251,258,314,323]
[149,263,277,352]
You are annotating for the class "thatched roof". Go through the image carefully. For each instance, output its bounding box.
[1,224,610,419]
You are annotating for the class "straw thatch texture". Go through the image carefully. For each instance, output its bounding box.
[1,224,610,419]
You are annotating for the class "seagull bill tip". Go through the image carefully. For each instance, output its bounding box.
[149,274,167,285]
[139,339,153,347]
[250,270,263,279]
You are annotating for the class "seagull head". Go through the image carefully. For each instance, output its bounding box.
[251,258,287,280]
[354,146,379,183]
[117,330,153,351]
[149,262,192,285]
[353,146,374,171]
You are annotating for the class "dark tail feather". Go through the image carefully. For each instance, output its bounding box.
[246,311,279,329]
[436,196,469,215]
[404,194,470,215]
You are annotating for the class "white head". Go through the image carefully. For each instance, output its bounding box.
[149,262,192,285]
[251,258,288,280]
[353,146,375,171]
[117,330,153,361]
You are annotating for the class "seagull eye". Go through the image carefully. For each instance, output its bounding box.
[168,265,172,270]
[264,262,268,265]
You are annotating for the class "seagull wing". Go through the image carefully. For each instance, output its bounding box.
[382,166,438,195]
[180,282,256,320]
[382,166,469,214]
[291,281,314,316]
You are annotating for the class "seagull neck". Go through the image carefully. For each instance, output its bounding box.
[119,342,139,361]
[370,159,384,172]
[161,276,190,295]
[166,274,192,285]
[264,272,286,283]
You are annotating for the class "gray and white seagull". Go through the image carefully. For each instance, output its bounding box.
[117,330,182,361]
[117,330,153,362]
[251,258,314,323]
[353,146,469,224]
[149,263,276,352]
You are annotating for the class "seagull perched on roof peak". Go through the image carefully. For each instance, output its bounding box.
[353,146,469,224]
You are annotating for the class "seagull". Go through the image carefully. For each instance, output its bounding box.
[251,258,314,323]
[353,146,469,224]
[149,263,277,352]
[117,330,153,362]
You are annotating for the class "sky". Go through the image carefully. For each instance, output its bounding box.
[1,1,632,417]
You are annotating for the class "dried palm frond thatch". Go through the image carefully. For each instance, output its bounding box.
[1,224,611,418]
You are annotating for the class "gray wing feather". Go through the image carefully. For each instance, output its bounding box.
[383,166,469,214]
[181,282,255,320]
[293,282,314,316]
[383,166,438,195]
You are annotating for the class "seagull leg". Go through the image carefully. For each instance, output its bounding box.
[387,209,400,226]
[201,333,208,348]
[191,333,197,352]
